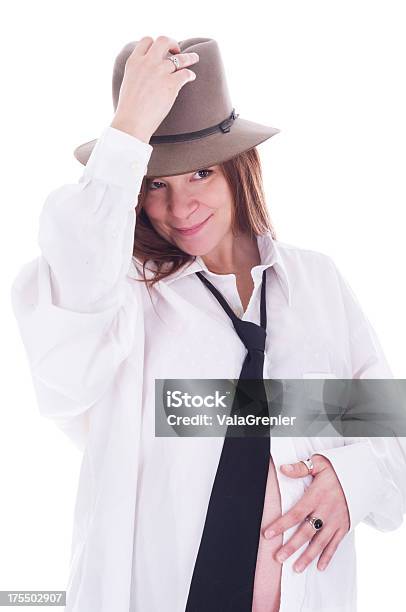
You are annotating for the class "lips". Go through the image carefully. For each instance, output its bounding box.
[173,214,213,236]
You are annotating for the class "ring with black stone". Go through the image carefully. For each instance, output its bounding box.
[305,515,324,530]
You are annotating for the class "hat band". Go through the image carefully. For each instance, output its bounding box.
[150,108,239,144]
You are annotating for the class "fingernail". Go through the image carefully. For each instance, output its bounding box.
[283,464,293,472]
[294,564,304,573]
[264,529,275,539]
[319,563,326,571]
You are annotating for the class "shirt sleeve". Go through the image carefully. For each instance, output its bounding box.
[313,259,406,533]
[10,126,153,450]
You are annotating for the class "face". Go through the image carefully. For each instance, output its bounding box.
[142,165,235,256]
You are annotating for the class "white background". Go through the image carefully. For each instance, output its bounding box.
[1,1,405,610]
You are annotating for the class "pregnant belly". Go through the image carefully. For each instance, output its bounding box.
[252,455,283,612]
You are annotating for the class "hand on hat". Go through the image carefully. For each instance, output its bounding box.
[262,454,350,573]
[111,35,199,143]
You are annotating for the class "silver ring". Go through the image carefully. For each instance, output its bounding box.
[300,457,314,475]
[167,55,180,71]
[305,515,324,530]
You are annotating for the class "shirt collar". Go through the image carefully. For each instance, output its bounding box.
[130,230,292,306]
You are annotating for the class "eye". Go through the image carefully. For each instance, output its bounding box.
[147,169,213,190]
[148,180,165,191]
[194,169,213,179]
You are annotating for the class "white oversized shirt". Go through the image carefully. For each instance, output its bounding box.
[10,126,406,612]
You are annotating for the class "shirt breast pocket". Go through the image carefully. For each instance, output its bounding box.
[300,335,346,378]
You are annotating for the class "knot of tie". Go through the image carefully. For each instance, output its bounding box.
[231,318,266,353]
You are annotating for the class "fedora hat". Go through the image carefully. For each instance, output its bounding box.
[73,37,281,177]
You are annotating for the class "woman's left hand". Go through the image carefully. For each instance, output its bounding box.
[263,454,350,573]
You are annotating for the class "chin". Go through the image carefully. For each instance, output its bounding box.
[173,239,213,257]
[176,243,208,257]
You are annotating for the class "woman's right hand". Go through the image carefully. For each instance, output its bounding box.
[110,35,199,143]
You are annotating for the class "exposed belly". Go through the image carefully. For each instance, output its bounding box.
[252,455,283,612]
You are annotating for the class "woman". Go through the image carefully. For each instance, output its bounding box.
[10,36,406,612]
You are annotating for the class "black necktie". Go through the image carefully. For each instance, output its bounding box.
[185,268,271,612]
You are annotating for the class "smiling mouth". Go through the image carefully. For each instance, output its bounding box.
[172,214,213,236]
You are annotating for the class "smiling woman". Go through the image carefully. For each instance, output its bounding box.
[133,148,276,286]
[150,170,216,237]
[10,34,406,612]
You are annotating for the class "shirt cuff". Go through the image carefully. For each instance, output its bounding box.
[313,441,389,533]
[80,125,153,193]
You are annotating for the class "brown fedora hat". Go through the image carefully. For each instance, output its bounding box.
[73,37,281,177]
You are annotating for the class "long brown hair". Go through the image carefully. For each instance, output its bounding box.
[132,146,277,287]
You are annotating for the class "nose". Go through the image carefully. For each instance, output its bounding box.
[167,190,200,221]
